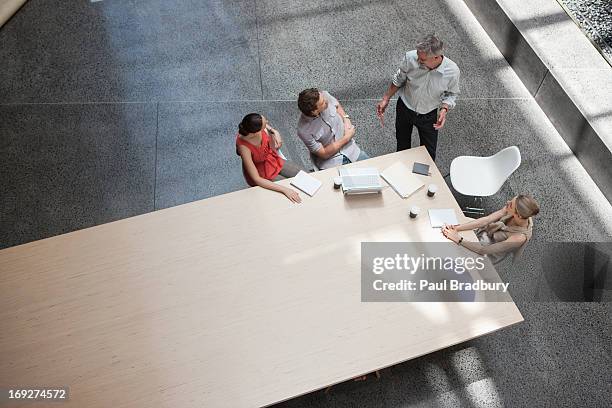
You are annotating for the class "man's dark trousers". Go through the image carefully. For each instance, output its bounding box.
[395,97,439,161]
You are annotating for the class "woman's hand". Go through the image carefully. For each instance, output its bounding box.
[282,187,301,203]
[442,224,460,243]
[268,127,283,150]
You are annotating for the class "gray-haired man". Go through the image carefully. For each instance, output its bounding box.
[376,34,460,161]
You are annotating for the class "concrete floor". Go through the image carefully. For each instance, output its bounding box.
[561,0,612,62]
[1,0,610,406]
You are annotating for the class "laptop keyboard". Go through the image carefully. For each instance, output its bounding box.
[342,175,379,189]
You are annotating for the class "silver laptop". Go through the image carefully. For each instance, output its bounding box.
[338,167,383,195]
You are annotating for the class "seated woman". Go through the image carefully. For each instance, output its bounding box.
[442,195,540,263]
[236,113,305,203]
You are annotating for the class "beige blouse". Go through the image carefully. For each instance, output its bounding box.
[460,214,533,263]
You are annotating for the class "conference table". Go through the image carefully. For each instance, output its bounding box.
[0,146,523,407]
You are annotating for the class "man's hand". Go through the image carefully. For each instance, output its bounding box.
[343,117,353,130]
[433,109,447,130]
[376,98,389,127]
[343,124,356,141]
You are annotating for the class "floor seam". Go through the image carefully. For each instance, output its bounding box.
[254,0,265,100]
[534,70,549,99]
[0,97,533,106]
[0,101,155,106]
[153,102,159,212]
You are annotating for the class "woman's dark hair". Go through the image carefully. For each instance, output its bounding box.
[238,113,264,136]
[298,88,320,116]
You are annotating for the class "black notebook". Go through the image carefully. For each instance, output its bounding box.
[412,162,430,176]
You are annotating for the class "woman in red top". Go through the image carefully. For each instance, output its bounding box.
[236,113,304,203]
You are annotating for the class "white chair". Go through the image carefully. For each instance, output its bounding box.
[450,146,521,215]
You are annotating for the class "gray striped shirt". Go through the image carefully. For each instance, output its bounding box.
[392,50,460,114]
[297,91,361,169]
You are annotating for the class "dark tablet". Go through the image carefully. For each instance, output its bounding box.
[412,162,430,176]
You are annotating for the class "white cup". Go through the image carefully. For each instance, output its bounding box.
[333,177,342,189]
[409,206,420,218]
[427,184,438,197]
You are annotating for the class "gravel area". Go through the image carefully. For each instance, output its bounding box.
[558,0,612,63]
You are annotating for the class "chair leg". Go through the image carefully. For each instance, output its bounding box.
[463,196,485,216]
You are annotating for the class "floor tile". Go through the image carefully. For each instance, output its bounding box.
[257,0,530,100]
[0,103,156,249]
[0,0,261,103]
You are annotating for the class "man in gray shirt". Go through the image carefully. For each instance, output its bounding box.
[297,88,369,170]
[376,34,460,161]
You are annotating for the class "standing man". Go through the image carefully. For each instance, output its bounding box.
[376,34,460,161]
[297,88,369,170]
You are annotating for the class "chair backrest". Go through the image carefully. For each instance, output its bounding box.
[450,146,521,196]
[491,146,521,184]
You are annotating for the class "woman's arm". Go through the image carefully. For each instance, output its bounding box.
[238,145,301,203]
[442,224,526,256]
[459,234,526,256]
[455,207,507,232]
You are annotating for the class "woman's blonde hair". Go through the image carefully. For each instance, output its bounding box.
[515,195,540,218]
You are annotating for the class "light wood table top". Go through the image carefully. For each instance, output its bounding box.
[0,0,27,28]
[0,147,523,408]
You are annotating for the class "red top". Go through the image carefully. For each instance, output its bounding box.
[236,129,285,187]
